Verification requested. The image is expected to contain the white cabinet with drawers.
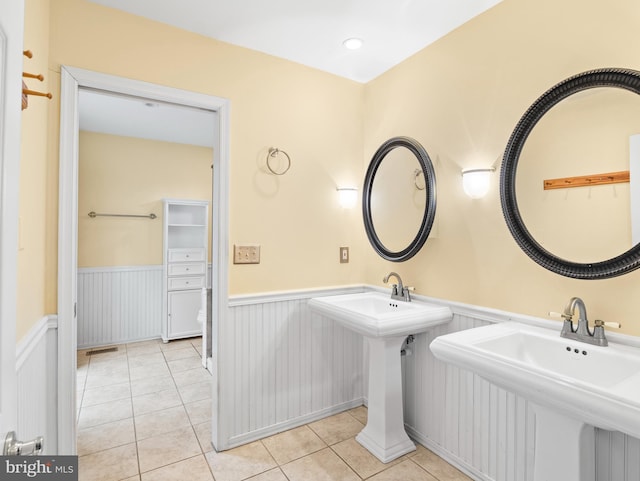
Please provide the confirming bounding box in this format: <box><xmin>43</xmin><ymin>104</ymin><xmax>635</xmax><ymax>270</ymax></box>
<box><xmin>162</xmin><ymin>199</ymin><xmax>209</xmax><ymax>342</ymax></box>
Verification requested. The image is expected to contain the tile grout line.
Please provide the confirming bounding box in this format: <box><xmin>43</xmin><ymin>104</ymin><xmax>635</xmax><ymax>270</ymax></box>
<box><xmin>126</xmin><ymin>342</ymin><xmax>143</xmax><ymax>480</ymax></box>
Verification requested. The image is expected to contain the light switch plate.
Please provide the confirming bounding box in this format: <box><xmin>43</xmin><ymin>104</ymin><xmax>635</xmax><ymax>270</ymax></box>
<box><xmin>234</xmin><ymin>244</ymin><xmax>261</xmax><ymax>264</ymax></box>
<box><xmin>340</xmin><ymin>246</ymin><xmax>349</xmax><ymax>263</ymax></box>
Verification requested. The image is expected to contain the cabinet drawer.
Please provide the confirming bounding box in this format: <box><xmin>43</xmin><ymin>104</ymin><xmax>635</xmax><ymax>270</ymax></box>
<box><xmin>168</xmin><ymin>276</ymin><xmax>205</xmax><ymax>290</ymax></box>
<box><xmin>168</xmin><ymin>248</ymin><xmax>205</xmax><ymax>262</ymax></box>
<box><xmin>168</xmin><ymin>262</ymin><xmax>205</xmax><ymax>276</ymax></box>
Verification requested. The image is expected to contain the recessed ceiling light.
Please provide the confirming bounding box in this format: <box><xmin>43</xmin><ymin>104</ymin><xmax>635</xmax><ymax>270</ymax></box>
<box><xmin>342</xmin><ymin>37</ymin><xmax>363</xmax><ymax>50</ymax></box>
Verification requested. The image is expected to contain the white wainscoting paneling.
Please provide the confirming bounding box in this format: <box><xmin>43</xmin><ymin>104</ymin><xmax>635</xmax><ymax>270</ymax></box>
<box><xmin>77</xmin><ymin>266</ymin><xmax>162</xmax><ymax>348</ymax></box>
<box><xmin>16</xmin><ymin>315</ymin><xmax>58</xmax><ymax>455</ymax></box>
<box><xmin>225</xmin><ymin>288</ymin><xmax>365</xmax><ymax>447</ymax></box>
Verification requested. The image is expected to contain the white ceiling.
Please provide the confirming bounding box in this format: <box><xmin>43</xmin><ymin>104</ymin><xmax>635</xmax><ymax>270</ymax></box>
<box><xmin>80</xmin><ymin>0</ymin><xmax>502</xmax><ymax>145</ymax></box>
<box><xmin>88</xmin><ymin>0</ymin><xmax>502</xmax><ymax>83</ymax></box>
<box><xmin>79</xmin><ymin>89</ymin><xmax>216</xmax><ymax>147</ymax></box>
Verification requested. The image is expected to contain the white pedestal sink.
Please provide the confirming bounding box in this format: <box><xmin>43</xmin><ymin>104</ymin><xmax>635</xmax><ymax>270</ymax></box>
<box><xmin>309</xmin><ymin>291</ymin><xmax>453</xmax><ymax>462</ymax></box>
<box><xmin>430</xmin><ymin>321</ymin><xmax>640</xmax><ymax>481</ymax></box>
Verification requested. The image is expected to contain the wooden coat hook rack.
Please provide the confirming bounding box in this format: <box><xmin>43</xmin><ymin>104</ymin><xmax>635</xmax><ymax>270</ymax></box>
<box><xmin>22</xmin><ymin>50</ymin><xmax>52</xmax><ymax>111</ymax></box>
<box><xmin>543</xmin><ymin>170</ymin><xmax>630</xmax><ymax>190</ymax></box>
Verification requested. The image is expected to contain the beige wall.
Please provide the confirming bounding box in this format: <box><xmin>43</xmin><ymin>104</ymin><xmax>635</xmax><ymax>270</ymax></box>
<box><xmin>17</xmin><ymin>0</ymin><xmax>51</xmax><ymax>341</ymax></box>
<box><xmin>78</xmin><ymin>132</ymin><xmax>212</xmax><ymax>267</ymax></box>
<box><xmin>17</xmin><ymin>0</ymin><xmax>640</xmax><ymax>341</ymax></box>
<box><xmin>363</xmin><ymin>0</ymin><xmax>640</xmax><ymax>335</ymax></box>
<box><xmin>43</xmin><ymin>0</ymin><xmax>364</xmax><ymax>318</ymax></box>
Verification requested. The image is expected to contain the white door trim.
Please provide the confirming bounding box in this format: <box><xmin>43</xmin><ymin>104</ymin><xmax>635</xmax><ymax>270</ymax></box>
<box><xmin>0</xmin><ymin>1</ymin><xmax>25</xmax><ymax>437</ymax></box>
<box><xmin>58</xmin><ymin>66</ymin><xmax>230</xmax><ymax>453</ymax></box>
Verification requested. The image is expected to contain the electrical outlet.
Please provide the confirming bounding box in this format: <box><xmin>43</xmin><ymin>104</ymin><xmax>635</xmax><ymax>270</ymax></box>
<box><xmin>340</xmin><ymin>246</ymin><xmax>349</xmax><ymax>263</ymax></box>
<box><xmin>234</xmin><ymin>244</ymin><xmax>261</xmax><ymax>264</ymax></box>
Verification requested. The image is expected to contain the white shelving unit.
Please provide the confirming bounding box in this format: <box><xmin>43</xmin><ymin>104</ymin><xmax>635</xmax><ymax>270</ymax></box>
<box><xmin>162</xmin><ymin>199</ymin><xmax>209</xmax><ymax>342</ymax></box>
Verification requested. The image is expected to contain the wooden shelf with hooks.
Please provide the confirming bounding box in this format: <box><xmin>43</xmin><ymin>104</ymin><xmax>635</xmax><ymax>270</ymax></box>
<box><xmin>543</xmin><ymin>170</ymin><xmax>630</xmax><ymax>190</ymax></box>
<box><xmin>21</xmin><ymin>50</ymin><xmax>52</xmax><ymax>110</ymax></box>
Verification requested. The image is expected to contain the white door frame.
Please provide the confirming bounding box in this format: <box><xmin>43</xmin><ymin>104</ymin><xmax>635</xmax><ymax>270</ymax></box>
<box><xmin>0</xmin><ymin>1</ymin><xmax>25</xmax><ymax>438</ymax></box>
<box><xmin>58</xmin><ymin>66</ymin><xmax>229</xmax><ymax>453</ymax></box>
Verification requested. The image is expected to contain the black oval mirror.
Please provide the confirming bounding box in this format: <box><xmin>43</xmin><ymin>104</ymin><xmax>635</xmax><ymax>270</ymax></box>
<box><xmin>363</xmin><ymin>137</ymin><xmax>437</xmax><ymax>262</ymax></box>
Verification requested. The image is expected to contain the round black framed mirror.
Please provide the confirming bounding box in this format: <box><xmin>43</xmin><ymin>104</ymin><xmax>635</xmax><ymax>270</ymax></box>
<box><xmin>363</xmin><ymin>136</ymin><xmax>436</xmax><ymax>262</ymax></box>
<box><xmin>500</xmin><ymin>68</ymin><xmax>640</xmax><ymax>279</ymax></box>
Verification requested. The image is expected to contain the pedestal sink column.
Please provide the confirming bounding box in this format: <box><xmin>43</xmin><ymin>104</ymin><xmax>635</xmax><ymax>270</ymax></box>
<box><xmin>531</xmin><ymin>404</ymin><xmax>595</xmax><ymax>481</ymax></box>
<box><xmin>356</xmin><ymin>335</ymin><xmax>416</xmax><ymax>463</ymax></box>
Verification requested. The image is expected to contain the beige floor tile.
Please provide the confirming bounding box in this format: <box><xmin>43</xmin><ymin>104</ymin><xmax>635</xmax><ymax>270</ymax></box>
<box><xmin>205</xmin><ymin>441</ymin><xmax>277</xmax><ymax>481</ymax></box>
<box><xmin>281</xmin><ymin>447</ymin><xmax>359</xmax><ymax>481</ymax></box>
<box><xmin>331</xmin><ymin>437</ymin><xmax>405</xmax><ymax>478</ymax></box>
<box><xmin>77</xmin><ymin>417</ymin><xmax>135</xmax><ymax>456</ymax></box>
<box><xmin>77</xmin><ymin>363</ymin><xmax>89</xmax><ymax>377</ymax></box>
<box><xmin>134</xmin><ymin>405</ymin><xmax>191</xmax><ymax>440</ymax></box>
<box><xmin>178</xmin><ymin>380</ymin><xmax>212</xmax><ymax>404</ymax></box>
<box><xmin>77</xmin><ymin>375</ymin><xmax>86</xmax><ymax>392</ymax></box>
<box><xmin>130</xmin><ymin>374</ymin><xmax>175</xmax><ymax>397</ymax></box>
<box><xmin>78</xmin><ymin>398</ymin><xmax>132</xmax><ymax>429</ymax></box>
<box><xmin>245</xmin><ymin>468</ymin><xmax>289</xmax><ymax>481</ymax></box>
<box><xmin>161</xmin><ymin>339</ymin><xmax>197</xmax><ymax>351</ymax></box>
<box><xmin>163</xmin><ymin>346</ymin><xmax>200</xmax><ymax>362</ymax></box>
<box><xmin>348</xmin><ymin>406</ymin><xmax>368</xmax><ymax>425</ymax></box>
<box><xmin>137</xmin><ymin>426</ymin><xmax>202</xmax><ymax>473</ymax></box>
<box><xmin>132</xmin><ymin>388</ymin><xmax>182</xmax><ymax>416</ymax></box>
<box><xmin>308</xmin><ymin>411</ymin><xmax>364</xmax><ymax>445</ymax></box>
<box><xmin>140</xmin><ymin>455</ymin><xmax>213</xmax><ymax>481</ymax></box>
<box><xmin>193</xmin><ymin>421</ymin><xmax>214</xmax><ymax>453</ymax></box>
<box><xmin>88</xmin><ymin>356</ymin><xmax>129</xmax><ymax>372</ymax></box>
<box><xmin>127</xmin><ymin>339</ymin><xmax>160</xmax><ymax>349</ymax></box>
<box><xmin>121</xmin><ymin>477</ymin><xmax>140</xmax><ymax>481</ymax></box>
<box><xmin>127</xmin><ymin>343</ymin><xmax>162</xmax><ymax>358</ymax></box>
<box><xmin>368</xmin><ymin>460</ymin><xmax>438</xmax><ymax>481</ymax></box>
<box><xmin>172</xmin><ymin>367</ymin><xmax>212</xmax><ymax>387</ymax></box>
<box><xmin>168</xmin><ymin>356</ymin><xmax>203</xmax><ymax>373</ymax></box>
<box><xmin>262</xmin><ymin>425</ymin><xmax>326</xmax><ymax>465</ymax></box>
<box><xmin>82</xmin><ymin>382</ymin><xmax>131</xmax><ymax>407</ymax></box>
<box><xmin>78</xmin><ymin>443</ymin><xmax>139</xmax><ymax>481</ymax></box>
<box><xmin>185</xmin><ymin>398</ymin><xmax>211</xmax><ymax>425</ymax></box>
<box><xmin>84</xmin><ymin>369</ymin><xmax>129</xmax><ymax>390</ymax></box>
<box><xmin>410</xmin><ymin>445</ymin><xmax>472</xmax><ymax>480</ymax></box>
<box><xmin>128</xmin><ymin>351</ymin><xmax>166</xmax><ymax>368</ymax></box>
<box><xmin>129</xmin><ymin>361</ymin><xmax>170</xmax><ymax>381</ymax></box>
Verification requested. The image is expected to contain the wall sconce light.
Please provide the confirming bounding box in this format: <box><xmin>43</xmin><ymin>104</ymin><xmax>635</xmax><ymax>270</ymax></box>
<box><xmin>337</xmin><ymin>188</ymin><xmax>358</xmax><ymax>208</ymax></box>
<box><xmin>461</xmin><ymin>168</ymin><xmax>495</xmax><ymax>199</ymax></box>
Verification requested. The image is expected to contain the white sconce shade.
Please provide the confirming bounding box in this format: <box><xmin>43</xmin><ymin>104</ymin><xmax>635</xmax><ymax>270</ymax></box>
<box><xmin>337</xmin><ymin>188</ymin><xmax>358</xmax><ymax>208</ymax></box>
<box><xmin>462</xmin><ymin>168</ymin><xmax>494</xmax><ymax>199</ymax></box>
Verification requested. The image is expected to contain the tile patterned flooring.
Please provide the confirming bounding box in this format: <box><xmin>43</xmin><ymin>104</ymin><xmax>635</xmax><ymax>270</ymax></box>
<box><xmin>77</xmin><ymin>338</ymin><xmax>472</xmax><ymax>481</ymax></box>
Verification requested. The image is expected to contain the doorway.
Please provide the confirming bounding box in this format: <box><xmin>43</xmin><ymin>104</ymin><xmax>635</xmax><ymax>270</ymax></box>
<box><xmin>58</xmin><ymin>67</ymin><xmax>229</xmax><ymax>454</ymax></box>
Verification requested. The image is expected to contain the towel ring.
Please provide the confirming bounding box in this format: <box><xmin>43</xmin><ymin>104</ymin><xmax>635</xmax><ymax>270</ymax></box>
<box><xmin>266</xmin><ymin>148</ymin><xmax>291</xmax><ymax>175</ymax></box>
<box><xmin>414</xmin><ymin>169</ymin><xmax>426</xmax><ymax>190</ymax></box>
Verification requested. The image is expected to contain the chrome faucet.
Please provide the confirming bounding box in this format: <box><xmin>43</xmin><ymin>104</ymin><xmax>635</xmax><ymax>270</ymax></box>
<box><xmin>383</xmin><ymin>272</ymin><xmax>413</xmax><ymax>302</ymax></box>
<box><xmin>557</xmin><ymin>297</ymin><xmax>620</xmax><ymax>347</ymax></box>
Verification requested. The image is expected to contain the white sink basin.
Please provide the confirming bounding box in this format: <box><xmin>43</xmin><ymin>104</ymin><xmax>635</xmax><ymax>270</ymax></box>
<box><xmin>308</xmin><ymin>291</ymin><xmax>452</xmax><ymax>338</ymax></box>
<box><xmin>430</xmin><ymin>321</ymin><xmax>640</xmax><ymax>481</ymax></box>
<box><xmin>309</xmin><ymin>291</ymin><xmax>452</xmax><ymax>464</ymax></box>
<box><xmin>430</xmin><ymin>321</ymin><xmax>640</xmax><ymax>436</ymax></box>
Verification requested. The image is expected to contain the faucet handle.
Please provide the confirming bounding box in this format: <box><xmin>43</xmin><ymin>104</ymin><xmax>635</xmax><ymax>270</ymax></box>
<box><xmin>594</xmin><ymin>320</ymin><xmax>621</xmax><ymax>329</ymax></box>
<box><xmin>548</xmin><ymin>311</ymin><xmax>572</xmax><ymax>320</ymax></box>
